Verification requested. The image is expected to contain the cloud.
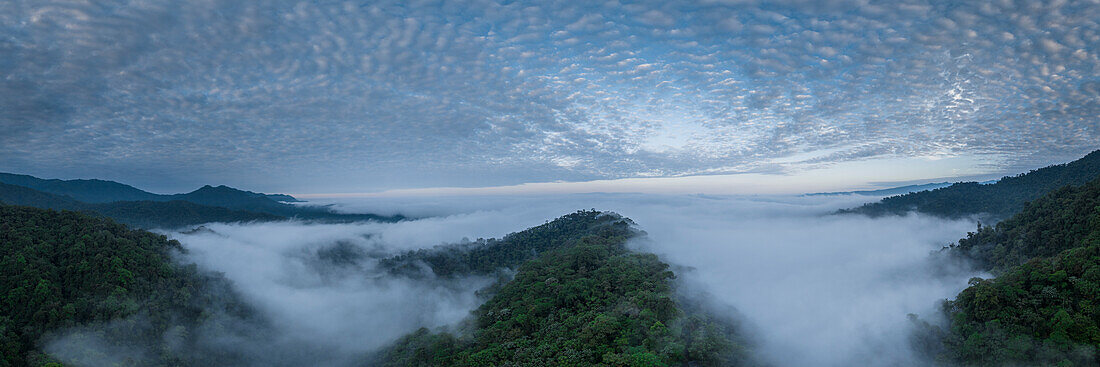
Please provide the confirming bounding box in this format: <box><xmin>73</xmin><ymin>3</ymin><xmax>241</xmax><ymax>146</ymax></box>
<box><xmin>1</xmin><ymin>0</ymin><xmax>1098</xmax><ymax>192</ymax></box>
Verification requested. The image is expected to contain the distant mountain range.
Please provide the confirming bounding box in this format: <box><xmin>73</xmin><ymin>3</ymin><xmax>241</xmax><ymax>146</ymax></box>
<box><xmin>838</xmin><ymin>149</ymin><xmax>1100</xmax><ymax>222</ymax></box>
<box><xmin>0</xmin><ymin>172</ymin><xmax>301</xmax><ymax>204</ymax></box>
<box><xmin>0</xmin><ymin>173</ymin><xmax>401</xmax><ymax>228</ymax></box>
<box><xmin>805</xmin><ymin>182</ymin><xmax>954</xmax><ymax>197</ymax></box>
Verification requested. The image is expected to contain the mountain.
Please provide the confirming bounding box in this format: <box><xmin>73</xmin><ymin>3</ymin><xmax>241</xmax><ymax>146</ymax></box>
<box><xmin>919</xmin><ymin>174</ymin><xmax>1100</xmax><ymax>366</ymax></box>
<box><xmin>0</xmin><ymin>204</ymin><xmax>265</xmax><ymax>367</ymax></box>
<box><xmin>804</xmin><ymin>182</ymin><xmax>952</xmax><ymax>197</ymax></box>
<box><xmin>0</xmin><ymin>182</ymin><xmax>285</xmax><ymax>228</ymax></box>
<box><xmin>838</xmin><ymin>150</ymin><xmax>1100</xmax><ymax>222</ymax></box>
<box><xmin>0</xmin><ymin>172</ymin><xmax>303</xmax><ymax>205</ymax></box>
<box><xmin>0</xmin><ymin>173</ymin><xmax>161</xmax><ymax>203</ymax></box>
<box><xmin>377</xmin><ymin>211</ymin><xmax>757</xmax><ymax>366</ymax></box>
<box><xmin>168</xmin><ymin>185</ymin><xmax>297</xmax><ymax>214</ymax></box>
<box><xmin>0</xmin><ymin>173</ymin><xmax>402</xmax><ymax>225</ymax></box>
<box><xmin>264</xmin><ymin>194</ymin><xmax>301</xmax><ymax>202</ymax></box>
<box><xmin>164</xmin><ymin>185</ymin><xmax>401</xmax><ymax>222</ymax></box>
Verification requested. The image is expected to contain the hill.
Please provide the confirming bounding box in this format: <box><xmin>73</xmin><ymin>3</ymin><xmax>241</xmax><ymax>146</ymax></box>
<box><xmin>0</xmin><ymin>183</ymin><xmax>284</xmax><ymax>229</ymax></box>
<box><xmin>167</xmin><ymin>185</ymin><xmax>399</xmax><ymax>222</ymax></box>
<box><xmin>838</xmin><ymin>150</ymin><xmax>1100</xmax><ymax>221</ymax></box>
<box><xmin>0</xmin><ymin>204</ymin><xmax>264</xmax><ymax>367</ymax></box>
<box><xmin>379</xmin><ymin>210</ymin><xmax>635</xmax><ymax>278</ymax></box>
<box><xmin>916</xmin><ymin>175</ymin><xmax>1100</xmax><ymax>366</ymax></box>
<box><xmin>377</xmin><ymin>211</ymin><xmax>757</xmax><ymax>366</ymax></box>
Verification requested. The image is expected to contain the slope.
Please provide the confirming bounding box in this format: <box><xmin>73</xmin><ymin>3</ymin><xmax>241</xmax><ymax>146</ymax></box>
<box><xmin>0</xmin><ymin>183</ymin><xmax>284</xmax><ymax>229</ymax></box>
<box><xmin>378</xmin><ymin>211</ymin><xmax>756</xmax><ymax>366</ymax></box>
<box><xmin>925</xmin><ymin>176</ymin><xmax>1100</xmax><ymax>366</ymax></box>
<box><xmin>0</xmin><ymin>173</ymin><xmax>165</xmax><ymax>203</ymax></box>
<box><xmin>838</xmin><ymin>150</ymin><xmax>1100</xmax><ymax>221</ymax></box>
<box><xmin>0</xmin><ymin>204</ymin><xmax>264</xmax><ymax>367</ymax></box>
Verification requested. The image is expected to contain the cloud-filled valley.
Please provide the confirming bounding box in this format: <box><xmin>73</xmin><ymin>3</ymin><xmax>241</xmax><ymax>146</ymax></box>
<box><xmin>39</xmin><ymin>193</ymin><xmax>984</xmax><ymax>366</ymax></box>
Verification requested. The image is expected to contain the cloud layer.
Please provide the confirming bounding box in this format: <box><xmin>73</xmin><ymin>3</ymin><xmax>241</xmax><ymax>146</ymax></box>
<box><xmin>313</xmin><ymin>193</ymin><xmax>983</xmax><ymax>365</ymax></box>
<box><xmin>39</xmin><ymin>193</ymin><xmax>983</xmax><ymax>365</ymax></box>
<box><xmin>2</xmin><ymin>0</ymin><xmax>1099</xmax><ymax>191</ymax></box>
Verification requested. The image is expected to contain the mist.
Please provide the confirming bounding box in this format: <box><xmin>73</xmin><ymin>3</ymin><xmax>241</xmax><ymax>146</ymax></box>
<box><xmin>43</xmin><ymin>193</ymin><xmax>981</xmax><ymax>366</ymax></box>
<box><xmin>321</xmin><ymin>193</ymin><xmax>983</xmax><ymax>366</ymax></box>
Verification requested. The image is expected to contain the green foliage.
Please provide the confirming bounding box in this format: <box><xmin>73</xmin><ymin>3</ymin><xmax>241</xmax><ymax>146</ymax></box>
<box><xmin>0</xmin><ymin>204</ymin><xmax>258</xmax><ymax>367</ymax></box>
<box><xmin>839</xmin><ymin>149</ymin><xmax>1100</xmax><ymax>221</ymax></box>
<box><xmin>939</xmin><ymin>243</ymin><xmax>1100</xmax><ymax>366</ymax></box>
<box><xmin>379</xmin><ymin>210</ymin><xmax>636</xmax><ymax>277</ymax></box>
<box><xmin>936</xmin><ymin>175</ymin><xmax>1100</xmax><ymax>365</ymax></box>
<box><xmin>952</xmin><ymin>177</ymin><xmax>1100</xmax><ymax>272</ymax></box>
<box><xmin>379</xmin><ymin>212</ymin><xmax>754</xmax><ymax>366</ymax></box>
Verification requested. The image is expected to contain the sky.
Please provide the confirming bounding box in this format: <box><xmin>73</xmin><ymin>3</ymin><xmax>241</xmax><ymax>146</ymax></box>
<box><xmin>2</xmin><ymin>0</ymin><xmax>1099</xmax><ymax>195</ymax></box>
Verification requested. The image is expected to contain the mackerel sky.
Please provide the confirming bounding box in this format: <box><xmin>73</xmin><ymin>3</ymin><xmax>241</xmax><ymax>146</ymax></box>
<box><xmin>2</xmin><ymin>0</ymin><xmax>1099</xmax><ymax>194</ymax></box>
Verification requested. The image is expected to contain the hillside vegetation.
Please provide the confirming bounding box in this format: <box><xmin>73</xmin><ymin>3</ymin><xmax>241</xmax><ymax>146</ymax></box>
<box><xmin>839</xmin><ymin>150</ymin><xmax>1100</xmax><ymax>221</ymax></box>
<box><xmin>0</xmin><ymin>205</ymin><xmax>261</xmax><ymax>367</ymax></box>
<box><xmin>379</xmin><ymin>210</ymin><xmax>634</xmax><ymax>277</ymax></box>
<box><xmin>928</xmin><ymin>176</ymin><xmax>1100</xmax><ymax>366</ymax></box>
<box><xmin>379</xmin><ymin>211</ymin><xmax>755</xmax><ymax>367</ymax></box>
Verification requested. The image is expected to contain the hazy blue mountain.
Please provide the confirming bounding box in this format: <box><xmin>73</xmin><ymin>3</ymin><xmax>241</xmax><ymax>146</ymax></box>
<box><xmin>0</xmin><ymin>172</ymin><xmax>162</xmax><ymax>203</ymax></box>
<box><xmin>0</xmin><ymin>172</ymin><xmax>303</xmax><ymax>205</ymax></box>
<box><xmin>0</xmin><ymin>182</ymin><xmax>85</xmax><ymax>209</ymax></box>
<box><xmin>0</xmin><ymin>182</ymin><xmax>284</xmax><ymax>228</ymax></box>
<box><xmin>264</xmin><ymin>193</ymin><xmax>302</xmax><ymax>202</ymax></box>
<box><xmin>804</xmin><ymin>182</ymin><xmax>952</xmax><ymax>197</ymax></box>
<box><xmin>838</xmin><ymin>149</ymin><xmax>1100</xmax><ymax>222</ymax></box>
<box><xmin>0</xmin><ymin>172</ymin><xmax>401</xmax><ymax>223</ymax></box>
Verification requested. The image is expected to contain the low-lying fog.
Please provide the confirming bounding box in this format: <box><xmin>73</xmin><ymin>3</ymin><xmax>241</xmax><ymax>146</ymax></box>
<box><xmin>103</xmin><ymin>193</ymin><xmax>981</xmax><ymax>366</ymax></box>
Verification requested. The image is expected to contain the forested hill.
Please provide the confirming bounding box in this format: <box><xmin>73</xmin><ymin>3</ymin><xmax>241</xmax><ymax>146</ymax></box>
<box><xmin>378</xmin><ymin>211</ymin><xmax>757</xmax><ymax>366</ymax></box>
<box><xmin>838</xmin><ymin>149</ymin><xmax>1100</xmax><ymax>221</ymax></box>
<box><xmin>923</xmin><ymin>175</ymin><xmax>1100</xmax><ymax>366</ymax></box>
<box><xmin>0</xmin><ymin>182</ymin><xmax>284</xmax><ymax>229</ymax></box>
<box><xmin>0</xmin><ymin>204</ymin><xmax>265</xmax><ymax>367</ymax></box>
<box><xmin>379</xmin><ymin>210</ymin><xmax>637</xmax><ymax>277</ymax></box>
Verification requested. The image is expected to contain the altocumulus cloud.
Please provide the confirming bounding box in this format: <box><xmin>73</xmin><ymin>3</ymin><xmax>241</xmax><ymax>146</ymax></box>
<box><xmin>2</xmin><ymin>0</ymin><xmax>1099</xmax><ymax>192</ymax></box>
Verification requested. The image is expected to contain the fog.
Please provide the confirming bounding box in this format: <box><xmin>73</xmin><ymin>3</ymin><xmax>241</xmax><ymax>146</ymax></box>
<box><xmin>320</xmin><ymin>193</ymin><xmax>983</xmax><ymax>366</ymax></box>
<box><xmin>170</xmin><ymin>221</ymin><xmax>497</xmax><ymax>356</ymax></box>
<box><xmin>46</xmin><ymin>193</ymin><xmax>982</xmax><ymax>366</ymax></box>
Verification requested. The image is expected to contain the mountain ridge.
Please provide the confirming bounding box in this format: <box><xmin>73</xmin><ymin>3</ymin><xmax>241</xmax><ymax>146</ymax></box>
<box><xmin>838</xmin><ymin>149</ymin><xmax>1100</xmax><ymax>222</ymax></box>
<box><xmin>0</xmin><ymin>174</ymin><xmax>404</xmax><ymax>227</ymax></box>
